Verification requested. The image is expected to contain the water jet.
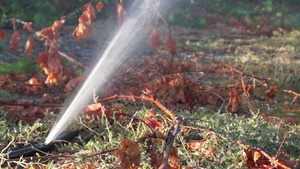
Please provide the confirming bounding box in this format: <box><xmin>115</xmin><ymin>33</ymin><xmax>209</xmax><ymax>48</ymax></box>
<box><xmin>45</xmin><ymin>0</ymin><xmax>155</xmax><ymax>144</ymax></box>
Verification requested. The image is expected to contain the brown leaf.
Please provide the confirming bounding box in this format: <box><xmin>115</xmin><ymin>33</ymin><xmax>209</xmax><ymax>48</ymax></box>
<box><xmin>36</xmin><ymin>27</ymin><xmax>58</xmax><ymax>45</ymax></box>
<box><xmin>164</xmin><ymin>35</ymin><xmax>177</xmax><ymax>53</ymax></box>
<box><xmin>117</xmin><ymin>4</ymin><xmax>126</xmax><ymax>25</ymax></box>
<box><xmin>23</xmin><ymin>22</ymin><xmax>34</xmax><ymax>32</ymax></box>
<box><xmin>115</xmin><ymin>138</ymin><xmax>140</xmax><ymax>169</ymax></box>
<box><xmin>47</xmin><ymin>53</ymin><xmax>63</xmax><ymax>73</ymax></box>
<box><xmin>0</xmin><ymin>29</ymin><xmax>8</xmax><ymax>41</ymax></box>
<box><xmin>45</xmin><ymin>71</ymin><xmax>58</xmax><ymax>86</ymax></box>
<box><xmin>14</xmin><ymin>72</ymin><xmax>27</xmax><ymax>81</ymax></box>
<box><xmin>263</xmin><ymin>86</ymin><xmax>278</xmax><ymax>99</ymax></box>
<box><xmin>225</xmin><ymin>89</ymin><xmax>240</xmax><ymax>112</ymax></box>
<box><xmin>147</xmin><ymin>108</ymin><xmax>156</xmax><ymax>118</ymax></box>
<box><xmin>42</xmin><ymin>93</ymin><xmax>54</xmax><ymax>103</ymax></box>
<box><xmin>28</xmin><ymin>78</ymin><xmax>39</xmax><ymax>85</ymax></box>
<box><xmin>84</xmin><ymin>3</ymin><xmax>96</xmax><ymax>20</ymax></box>
<box><xmin>169</xmin><ymin>160</ymin><xmax>182</xmax><ymax>169</ymax></box>
<box><xmin>64</xmin><ymin>76</ymin><xmax>81</xmax><ymax>92</ymax></box>
<box><xmin>84</xmin><ymin>103</ymin><xmax>111</xmax><ymax>119</ymax></box>
<box><xmin>72</xmin><ymin>22</ymin><xmax>91</xmax><ymax>41</ymax></box>
<box><xmin>149</xmin><ymin>153</ymin><xmax>157</xmax><ymax>168</ymax></box>
<box><xmin>52</xmin><ymin>19</ymin><xmax>65</xmax><ymax>29</ymax></box>
<box><xmin>24</xmin><ymin>36</ymin><xmax>35</xmax><ymax>56</ymax></box>
<box><xmin>150</xmin><ymin>28</ymin><xmax>160</xmax><ymax>50</ymax></box>
<box><xmin>144</xmin><ymin>118</ymin><xmax>162</xmax><ymax>130</ymax></box>
<box><xmin>79</xmin><ymin>11</ymin><xmax>93</xmax><ymax>25</ymax></box>
<box><xmin>169</xmin><ymin>147</ymin><xmax>180</xmax><ymax>161</ymax></box>
<box><xmin>96</xmin><ymin>1</ymin><xmax>104</xmax><ymax>11</ymax></box>
<box><xmin>36</xmin><ymin>51</ymin><xmax>49</xmax><ymax>68</ymax></box>
<box><xmin>48</xmin><ymin>43</ymin><xmax>59</xmax><ymax>56</ymax></box>
<box><xmin>186</xmin><ymin>141</ymin><xmax>202</xmax><ymax>150</ymax></box>
<box><xmin>9</xmin><ymin>31</ymin><xmax>21</xmax><ymax>52</ymax></box>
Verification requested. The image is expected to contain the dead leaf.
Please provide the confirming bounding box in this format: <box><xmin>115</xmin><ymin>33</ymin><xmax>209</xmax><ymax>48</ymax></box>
<box><xmin>79</xmin><ymin>11</ymin><xmax>93</xmax><ymax>25</ymax></box>
<box><xmin>64</xmin><ymin>76</ymin><xmax>81</xmax><ymax>92</ymax></box>
<box><xmin>144</xmin><ymin>118</ymin><xmax>162</xmax><ymax>130</ymax></box>
<box><xmin>36</xmin><ymin>27</ymin><xmax>58</xmax><ymax>45</ymax></box>
<box><xmin>52</xmin><ymin>19</ymin><xmax>65</xmax><ymax>29</ymax></box>
<box><xmin>164</xmin><ymin>35</ymin><xmax>177</xmax><ymax>53</ymax></box>
<box><xmin>42</xmin><ymin>93</ymin><xmax>54</xmax><ymax>103</ymax></box>
<box><xmin>73</xmin><ymin>22</ymin><xmax>91</xmax><ymax>41</ymax></box>
<box><xmin>28</xmin><ymin>78</ymin><xmax>39</xmax><ymax>85</ymax></box>
<box><xmin>9</xmin><ymin>31</ymin><xmax>21</xmax><ymax>52</ymax></box>
<box><xmin>147</xmin><ymin>108</ymin><xmax>156</xmax><ymax>118</ymax></box>
<box><xmin>115</xmin><ymin>138</ymin><xmax>140</xmax><ymax>169</ymax></box>
<box><xmin>169</xmin><ymin>147</ymin><xmax>180</xmax><ymax>161</ymax></box>
<box><xmin>225</xmin><ymin>88</ymin><xmax>240</xmax><ymax>112</ymax></box>
<box><xmin>84</xmin><ymin>103</ymin><xmax>111</xmax><ymax>119</ymax></box>
<box><xmin>261</xmin><ymin>86</ymin><xmax>278</xmax><ymax>101</ymax></box>
<box><xmin>24</xmin><ymin>36</ymin><xmax>35</xmax><ymax>55</ymax></box>
<box><xmin>36</xmin><ymin>51</ymin><xmax>49</xmax><ymax>69</ymax></box>
<box><xmin>14</xmin><ymin>73</ymin><xmax>27</xmax><ymax>81</ymax></box>
<box><xmin>45</xmin><ymin>71</ymin><xmax>59</xmax><ymax>86</ymax></box>
<box><xmin>150</xmin><ymin>28</ymin><xmax>160</xmax><ymax>50</ymax></box>
<box><xmin>0</xmin><ymin>29</ymin><xmax>8</xmax><ymax>41</ymax></box>
<box><xmin>96</xmin><ymin>1</ymin><xmax>104</xmax><ymax>11</ymax></box>
<box><xmin>47</xmin><ymin>53</ymin><xmax>63</xmax><ymax>74</ymax></box>
<box><xmin>84</xmin><ymin>3</ymin><xmax>96</xmax><ymax>20</ymax></box>
<box><xmin>23</xmin><ymin>22</ymin><xmax>34</xmax><ymax>32</ymax></box>
<box><xmin>169</xmin><ymin>160</ymin><xmax>182</xmax><ymax>169</ymax></box>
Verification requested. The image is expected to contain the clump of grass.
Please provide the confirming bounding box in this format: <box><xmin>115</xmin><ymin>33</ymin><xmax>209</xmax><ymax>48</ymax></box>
<box><xmin>0</xmin><ymin>105</ymin><xmax>299</xmax><ymax>168</ymax></box>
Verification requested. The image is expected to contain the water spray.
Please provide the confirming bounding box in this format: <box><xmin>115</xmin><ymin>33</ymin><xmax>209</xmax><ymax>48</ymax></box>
<box><xmin>45</xmin><ymin>0</ymin><xmax>154</xmax><ymax>144</ymax></box>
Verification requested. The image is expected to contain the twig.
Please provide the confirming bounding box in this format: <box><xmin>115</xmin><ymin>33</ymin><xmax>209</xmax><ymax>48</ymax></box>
<box><xmin>280</xmin><ymin>88</ymin><xmax>300</xmax><ymax>97</ymax></box>
<box><xmin>38</xmin><ymin>33</ymin><xmax>85</xmax><ymax>67</ymax></box>
<box><xmin>199</xmin><ymin>53</ymin><xmax>300</xmax><ymax>99</ymax></box>
<box><xmin>97</xmin><ymin>94</ymin><xmax>177</xmax><ymax>120</ymax></box>
<box><xmin>275</xmin><ymin>126</ymin><xmax>288</xmax><ymax>158</ymax></box>
<box><xmin>254</xmin><ymin>148</ymin><xmax>291</xmax><ymax>169</ymax></box>
<box><xmin>57</xmin><ymin>50</ymin><xmax>85</xmax><ymax>68</ymax></box>
<box><xmin>60</xmin><ymin>0</ymin><xmax>97</xmax><ymax>20</ymax></box>
<box><xmin>178</xmin><ymin>132</ymin><xmax>196</xmax><ymax>167</ymax></box>
<box><xmin>146</xmin><ymin>0</ymin><xmax>171</xmax><ymax>32</ymax></box>
<box><xmin>200</xmin><ymin>54</ymin><xmax>264</xmax><ymax>84</ymax></box>
<box><xmin>159</xmin><ymin>117</ymin><xmax>182</xmax><ymax>169</ymax></box>
<box><xmin>240</xmin><ymin>73</ymin><xmax>257</xmax><ymax>114</ymax></box>
<box><xmin>210</xmin><ymin>91</ymin><xmax>225</xmax><ymax>114</ymax></box>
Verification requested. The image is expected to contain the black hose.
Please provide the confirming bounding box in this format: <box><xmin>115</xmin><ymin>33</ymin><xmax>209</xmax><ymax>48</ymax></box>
<box><xmin>6</xmin><ymin>129</ymin><xmax>81</xmax><ymax>159</ymax></box>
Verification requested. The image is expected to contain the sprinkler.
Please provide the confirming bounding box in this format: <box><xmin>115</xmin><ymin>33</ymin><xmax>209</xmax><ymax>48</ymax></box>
<box><xmin>6</xmin><ymin>129</ymin><xmax>81</xmax><ymax>159</ymax></box>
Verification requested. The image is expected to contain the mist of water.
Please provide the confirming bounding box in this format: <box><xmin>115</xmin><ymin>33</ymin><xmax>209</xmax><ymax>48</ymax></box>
<box><xmin>45</xmin><ymin>0</ymin><xmax>154</xmax><ymax>144</ymax></box>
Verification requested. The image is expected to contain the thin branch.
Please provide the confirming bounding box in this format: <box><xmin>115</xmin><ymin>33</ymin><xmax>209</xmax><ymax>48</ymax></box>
<box><xmin>159</xmin><ymin>117</ymin><xmax>182</xmax><ymax>169</ymax></box>
<box><xmin>240</xmin><ymin>73</ymin><xmax>257</xmax><ymax>114</ymax></box>
<box><xmin>146</xmin><ymin>0</ymin><xmax>171</xmax><ymax>33</ymax></box>
<box><xmin>254</xmin><ymin>148</ymin><xmax>291</xmax><ymax>169</ymax></box>
<box><xmin>275</xmin><ymin>126</ymin><xmax>288</xmax><ymax>158</ymax></box>
<box><xmin>97</xmin><ymin>94</ymin><xmax>177</xmax><ymax>120</ymax></box>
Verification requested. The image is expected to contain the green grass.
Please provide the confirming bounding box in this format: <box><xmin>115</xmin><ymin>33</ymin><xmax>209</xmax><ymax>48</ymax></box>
<box><xmin>0</xmin><ymin>105</ymin><xmax>299</xmax><ymax>168</ymax></box>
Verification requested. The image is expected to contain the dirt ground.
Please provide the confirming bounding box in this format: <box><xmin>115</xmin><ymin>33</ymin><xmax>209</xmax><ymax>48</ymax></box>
<box><xmin>1</xmin><ymin>16</ymin><xmax>300</xmax><ymax>122</ymax></box>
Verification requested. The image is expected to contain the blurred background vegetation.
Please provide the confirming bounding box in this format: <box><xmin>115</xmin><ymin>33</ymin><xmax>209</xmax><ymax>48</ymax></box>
<box><xmin>1</xmin><ymin>0</ymin><xmax>300</xmax><ymax>29</ymax></box>
<box><xmin>165</xmin><ymin>0</ymin><xmax>300</xmax><ymax>28</ymax></box>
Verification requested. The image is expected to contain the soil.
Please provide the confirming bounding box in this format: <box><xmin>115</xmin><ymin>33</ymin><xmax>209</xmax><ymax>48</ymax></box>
<box><xmin>1</xmin><ymin>16</ymin><xmax>300</xmax><ymax>122</ymax></box>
